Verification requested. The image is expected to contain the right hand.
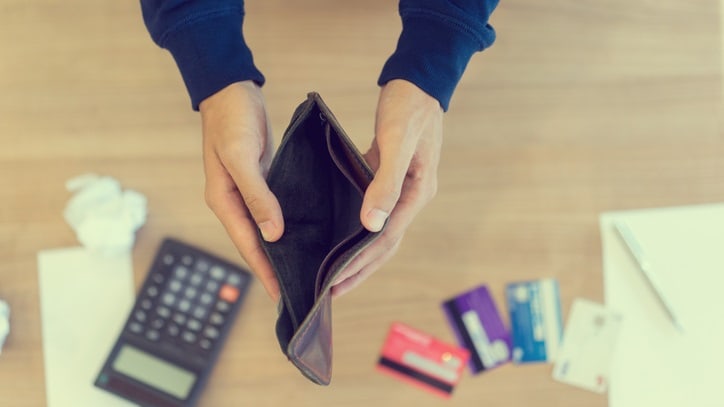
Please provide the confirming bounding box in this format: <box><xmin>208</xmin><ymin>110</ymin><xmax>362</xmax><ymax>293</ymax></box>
<box><xmin>199</xmin><ymin>81</ymin><xmax>284</xmax><ymax>301</ymax></box>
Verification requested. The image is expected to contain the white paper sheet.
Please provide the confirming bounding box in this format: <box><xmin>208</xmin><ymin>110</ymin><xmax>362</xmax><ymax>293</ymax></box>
<box><xmin>601</xmin><ymin>204</ymin><xmax>724</xmax><ymax>407</ymax></box>
<box><xmin>38</xmin><ymin>247</ymin><xmax>137</xmax><ymax>407</ymax></box>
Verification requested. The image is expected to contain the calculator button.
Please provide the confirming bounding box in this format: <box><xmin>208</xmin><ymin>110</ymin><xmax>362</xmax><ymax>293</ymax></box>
<box><xmin>200</xmin><ymin>293</ymin><xmax>213</xmax><ymax>305</ymax></box>
<box><xmin>190</xmin><ymin>273</ymin><xmax>204</xmax><ymax>286</ymax></box>
<box><xmin>178</xmin><ymin>300</ymin><xmax>192</xmax><ymax>312</ymax></box>
<box><xmin>162</xmin><ymin>293</ymin><xmax>176</xmax><ymax>306</ymax></box>
<box><xmin>199</xmin><ymin>339</ymin><xmax>212</xmax><ymax>351</ymax></box>
<box><xmin>151</xmin><ymin>318</ymin><xmax>165</xmax><ymax>330</ymax></box>
<box><xmin>210</xmin><ymin>266</ymin><xmax>226</xmax><ymax>280</ymax></box>
<box><xmin>184</xmin><ymin>287</ymin><xmax>198</xmax><ymax>300</ymax></box>
<box><xmin>162</xmin><ymin>254</ymin><xmax>174</xmax><ymax>265</ymax></box>
<box><xmin>140</xmin><ymin>299</ymin><xmax>153</xmax><ymax>310</ymax></box>
<box><xmin>209</xmin><ymin>312</ymin><xmax>225</xmax><ymax>326</ymax></box>
<box><xmin>192</xmin><ymin>306</ymin><xmax>208</xmax><ymax>320</ymax></box>
<box><xmin>146</xmin><ymin>286</ymin><xmax>159</xmax><ymax>297</ymax></box>
<box><xmin>146</xmin><ymin>330</ymin><xmax>160</xmax><ymax>341</ymax></box>
<box><xmin>205</xmin><ymin>280</ymin><xmax>219</xmax><ymax>292</ymax></box>
<box><xmin>216</xmin><ymin>301</ymin><xmax>231</xmax><ymax>313</ymax></box>
<box><xmin>227</xmin><ymin>273</ymin><xmax>242</xmax><ymax>286</ymax></box>
<box><xmin>219</xmin><ymin>285</ymin><xmax>240</xmax><ymax>303</ymax></box>
<box><xmin>168</xmin><ymin>280</ymin><xmax>183</xmax><ymax>292</ymax></box>
<box><xmin>129</xmin><ymin>322</ymin><xmax>143</xmax><ymax>334</ymax></box>
<box><xmin>203</xmin><ymin>326</ymin><xmax>220</xmax><ymax>339</ymax></box>
<box><xmin>174</xmin><ymin>266</ymin><xmax>189</xmax><ymax>280</ymax></box>
<box><xmin>167</xmin><ymin>324</ymin><xmax>180</xmax><ymax>337</ymax></box>
<box><xmin>152</xmin><ymin>273</ymin><xmax>165</xmax><ymax>285</ymax></box>
<box><xmin>182</xmin><ymin>331</ymin><xmax>197</xmax><ymax>343</ymax></box>
<box><xmin>172</xmin><ymin>313</ymin><xmax>187</xmax><ymax>325</ymax></box>
<box><xmin>187</xmin><ymin>319</ymin><xmax>202</xmax><ymax>332</ymax></box>
<box><xmin>134</xmin><ymin>310</ymin><xmax>147</xmax><ymax>322</ymax></box>
<box><xmin>195</xmin><ymin>260</ymin><xmax>210</xmax><ymax>272</ymax></box>
<box><xmin>156</xmin><ymin>306</ymin><xmax>171</xmax><ymax>318</ymax></box>
<box><xmin>182</xmin><ymin>255</ymin><xmax>194</xmax><ymax>266</ymax></box>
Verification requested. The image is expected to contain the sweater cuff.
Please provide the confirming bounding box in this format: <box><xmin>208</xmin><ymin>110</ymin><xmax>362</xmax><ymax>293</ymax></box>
<box><xmin>162</xmin><ymin>10</ymin><xmax>264</xmax><ymax>111</ymax></box>
<box><xmin>378</xmin><ymin>15</ymin><xmax>493</xmax><ymax>111</ymax></box>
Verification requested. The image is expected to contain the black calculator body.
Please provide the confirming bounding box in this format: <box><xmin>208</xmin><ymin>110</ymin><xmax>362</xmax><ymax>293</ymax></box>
<box><xmin>95</xmin><ymin>238</ymin><xmax>252</xmax><ymax>407</ymax></box>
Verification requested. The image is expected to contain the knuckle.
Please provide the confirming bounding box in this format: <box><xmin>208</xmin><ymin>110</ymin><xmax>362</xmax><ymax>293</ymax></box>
<box><xmin>204</xmin><ymin>188</ymin><xmax>220</xmax><ymax>212</ymax></box>
<box><xmin>378</xmin><ymin>178</ymin><xmax>403</xmax><ymax>202</ymax></box>
<box><xmin>243</xmin><ymin>193</ymin><xmax>260</xmax><ymax>209</ymax></box>
<box><xmin>242</xmin><ymin>193</ymin><xmax>264</xmax><ymax>216</ymax></box>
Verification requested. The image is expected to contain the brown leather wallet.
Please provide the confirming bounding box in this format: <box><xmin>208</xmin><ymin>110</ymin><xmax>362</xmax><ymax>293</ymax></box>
<box><xmin>260</xmin><ymin>93</ymin><xmax>385</xmax><ymax>385</ymax></box>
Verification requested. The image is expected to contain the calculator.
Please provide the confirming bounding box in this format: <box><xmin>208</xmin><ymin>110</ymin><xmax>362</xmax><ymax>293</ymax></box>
<box><xmin>95</xmin><ymin>238</ymin><xmax>252</xmax><ymax>407</ymax></box>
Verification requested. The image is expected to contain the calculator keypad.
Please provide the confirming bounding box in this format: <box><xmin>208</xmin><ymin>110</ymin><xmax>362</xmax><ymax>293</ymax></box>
<box><xmin>126</xmin><ymin>251</ymin><xmax>247</xmax><ymax>355</ymax></box>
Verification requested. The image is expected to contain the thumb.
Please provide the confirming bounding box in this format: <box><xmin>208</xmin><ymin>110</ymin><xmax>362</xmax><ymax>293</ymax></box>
<box><xmin>361</xmin><ymin>160</ymin><xmax>407</xmax><ymax>233</ymax></box>
<box><xmin>231</xmin><ymin>161</ymin><xmax>285</xmax><ymax>242</ymax></box>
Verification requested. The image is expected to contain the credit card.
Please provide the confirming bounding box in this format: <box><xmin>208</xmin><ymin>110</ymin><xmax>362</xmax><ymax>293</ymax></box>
<box><xmin>552</xmin><ymin>298</ymin><xmax>622</xmax><ymax>393</ymax></box>
<box><xmin>506</xmin><ymin>278</ymin><xmax>563</xmax><ymax>363</ymax></box>
<box><xmin>442</xmin><ymin>285</ymin><xmax>511</xmax><ymax>374</ymax></box>
<box><xmin>376</xmin><ymin>322</ymin><xmax>469</xmax><ymax>398</ymax></box>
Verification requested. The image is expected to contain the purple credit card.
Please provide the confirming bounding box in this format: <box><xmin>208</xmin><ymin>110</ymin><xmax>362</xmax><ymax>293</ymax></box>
<box><xmin>442</xmin><ymin>285</ymin><xmax>512</xmax><ymax>374</ymax></box>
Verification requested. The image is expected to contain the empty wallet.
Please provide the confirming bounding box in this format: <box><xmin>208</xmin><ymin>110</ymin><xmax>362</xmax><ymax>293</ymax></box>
<box><xmin>259</xmin><ymin>93</ymin><xmax>385</xmax><ymax>385</ymax></box>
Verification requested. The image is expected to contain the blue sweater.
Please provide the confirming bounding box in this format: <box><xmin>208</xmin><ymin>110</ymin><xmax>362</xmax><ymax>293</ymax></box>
<box><xmin>140</xmin><ymin>0</ymin><xmax>499</xmax><ymax>111</ymax></box>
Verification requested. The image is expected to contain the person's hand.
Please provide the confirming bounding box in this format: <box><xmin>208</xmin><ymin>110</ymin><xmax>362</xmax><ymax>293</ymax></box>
<box><xmin>331</xmin><ymin>79</ymin><xmax>443</xmax><ymax>297</ymax></box>
<box><xmin>200</xmin><ymin>81</ymin><xmax>284</xmax><ymax>301</ymax></box>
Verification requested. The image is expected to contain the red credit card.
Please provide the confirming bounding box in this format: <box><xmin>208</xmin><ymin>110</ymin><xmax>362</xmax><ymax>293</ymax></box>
<box><xmin>376</xmin><ymin>322</ymin><xmax>470</xmax><ymax>398</ymax></box>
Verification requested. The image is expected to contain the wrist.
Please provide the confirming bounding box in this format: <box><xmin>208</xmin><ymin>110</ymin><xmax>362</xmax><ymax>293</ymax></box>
<box><xmin>200</xmin><ymin>80</ymin><xmax>261</xmax><ymax>117</ymax></box>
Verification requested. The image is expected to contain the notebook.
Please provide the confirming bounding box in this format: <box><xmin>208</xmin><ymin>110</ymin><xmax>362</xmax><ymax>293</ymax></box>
<box><xmin>600</xmin><ymin>204</ymin><xmax>724</xmax><ymax>407</ymax></box>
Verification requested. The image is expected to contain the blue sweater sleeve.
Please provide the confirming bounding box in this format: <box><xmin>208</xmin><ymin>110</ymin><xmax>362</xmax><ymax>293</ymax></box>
<box><xmin>140</xmin><ymin>0</ymin><xmax>264</xmax><ymax>110</ymax></box>
<box><xmin>378</xmin><ymin>0</ymin><xmax>499</xmax><ymax>111</ymax></box>
<box><xmin>140</xmin><ymin>0</ymin><xmax>497</xmax><ymax>112</ymax></box>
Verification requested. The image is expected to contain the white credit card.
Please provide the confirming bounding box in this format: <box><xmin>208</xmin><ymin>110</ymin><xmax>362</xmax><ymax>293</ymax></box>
<box><xmin>553</xmin><ymin>298</ymin><xmax>623</xmax><ymax>393</ymax></box>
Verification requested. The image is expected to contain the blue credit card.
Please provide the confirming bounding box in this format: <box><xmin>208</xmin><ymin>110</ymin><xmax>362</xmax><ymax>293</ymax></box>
<box><xmin>506</xmin><ymin>279</ymin><xmax>563</xmax><ymax>363</ymax></box>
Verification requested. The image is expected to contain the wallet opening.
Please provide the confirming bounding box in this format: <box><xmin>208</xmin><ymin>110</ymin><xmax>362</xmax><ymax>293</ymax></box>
<box><xmin>262</xmin><ymin>93</ymin><xmax>387</xmax><ymax>385</ymax></box>
<box><xmin>263</xmin><ymin>103</ymin><xmax>367</xmax><ymax>347</ymax></box>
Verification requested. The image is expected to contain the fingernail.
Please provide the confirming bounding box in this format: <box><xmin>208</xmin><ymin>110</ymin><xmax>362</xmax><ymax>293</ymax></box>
<box><xmin>366</xmin><ymin>208</ymin><xmax>388</xmax><ymax>232</ymax></box>
<box><xmin>259</xmin><ymin>221</ymin><xmax>276</xmax><ymax>241</ymax></box>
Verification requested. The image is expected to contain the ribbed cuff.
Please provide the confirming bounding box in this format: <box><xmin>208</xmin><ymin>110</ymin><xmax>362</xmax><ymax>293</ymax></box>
<box><xmin>162</xmin><ymin>10</ymin><xmax>264</xmax><ymax>111</ymax></box>
<box><xmin>378</xmin><ymin>15</ymin><xmax>493</xmax><ymax>111</ymax></box>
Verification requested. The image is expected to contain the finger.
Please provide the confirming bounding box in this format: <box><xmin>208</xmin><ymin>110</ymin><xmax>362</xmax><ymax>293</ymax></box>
<box><xmin>332</xmin><ymin>195</ymin><xmax>419</xmax><ymax>286</ymax></box>
<box><xmin>207</xmin><ymin>185</ymin><xmax>281</xmax><ymax>302</ymax></box>
<box><xmin>331</xmin><ymin>238</ymin><xmax>402</xmax><ymax>298</ymax></box>
<box><xmin>360</xmin><ymin>132</ymin><xmax>417</xmax><ymax>232</ymax></box>
<box><xmin>203</xmin><ymin>144</ymin><xmax>280</xmax><ymax>301</ymax></box>
<box><xmin>219</xmin><ymin>147</ymin><xmax>285</xmax><ymax>242</ymax></box>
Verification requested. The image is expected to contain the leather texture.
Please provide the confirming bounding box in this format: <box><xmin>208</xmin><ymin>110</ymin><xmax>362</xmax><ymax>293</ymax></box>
<box><xmin>260</xmin><ymin>93</ymin><xmax>384</xmax><ymax>385</ymax></box>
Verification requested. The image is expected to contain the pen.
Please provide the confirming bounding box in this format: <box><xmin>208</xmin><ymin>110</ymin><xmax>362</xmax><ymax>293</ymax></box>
<box><xmin>613</xmin><ymin>220</ymin><xmax>684</xmax><ymax>332</ymax></box>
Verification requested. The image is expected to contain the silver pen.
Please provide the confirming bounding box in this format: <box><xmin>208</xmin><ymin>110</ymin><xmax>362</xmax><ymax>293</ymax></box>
<box><xmin>613</xmin><ymin>220</ymin><xmax>684</xmax><ymax>332</ymax></box>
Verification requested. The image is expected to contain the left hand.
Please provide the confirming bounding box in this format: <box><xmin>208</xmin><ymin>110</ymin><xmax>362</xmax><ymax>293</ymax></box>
<box><xmin>331</xmin><ymin>79</ymin><xmax>443</xmax><ymax>297</ymax></box>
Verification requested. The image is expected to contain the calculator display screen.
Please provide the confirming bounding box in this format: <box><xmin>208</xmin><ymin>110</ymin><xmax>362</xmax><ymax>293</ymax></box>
<box><xmin>113</xmin><ymin>345</ymin><xmax>196</xmax><ymax>400</ymax></box>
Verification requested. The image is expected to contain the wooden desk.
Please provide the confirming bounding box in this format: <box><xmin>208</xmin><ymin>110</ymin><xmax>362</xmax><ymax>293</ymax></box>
<box><xmin>0</xmin><ymin>0</ymin><xmax>721</xmax><ymax>406</ymax></box>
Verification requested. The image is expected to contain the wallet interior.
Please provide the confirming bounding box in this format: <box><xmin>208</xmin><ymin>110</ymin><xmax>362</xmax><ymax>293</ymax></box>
<box><xmin>261</xmin><ymin>94</ymin><xmax>377</xmax><ymax>360</ymax></box>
